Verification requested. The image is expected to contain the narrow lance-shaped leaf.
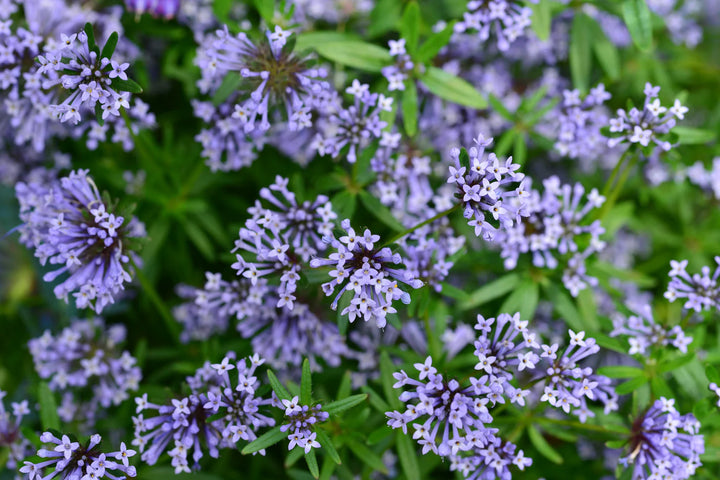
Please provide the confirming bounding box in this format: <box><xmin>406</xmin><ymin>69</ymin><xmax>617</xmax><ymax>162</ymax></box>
<box><xmin>305</xmin><ymin>449</ymin><xmax>320</xmax><ymax>479</ymax></box>
<box><xmin>301</xmin><ymin>358</ymin><xmax>313</xmax><ymax>405</ymax></box>
<box><xmin>315</xmin><ymin>430</ymin><xmax>341</xmax><ymax>464</ymax></box>
<box><xmin>420</xmin><ymin>67</ymin><xmax>487</xmax><ymax>109</ymax></box>
<box><xmin>323</xmin><ymin>394</ymin><xmax>368</xmax><ymax>415</ymax></box>
<box><xmin>622</xmin><ymin>0</ymin><xmax>653</xmax><ymax>52</ymax></box>
<box><xmin>100</xmin><ymin>31</ymin><xmax>118</xmax><ymax>60</ymax></box>
<box><xmin>38</xmin><ymin>382</ymin><xmax>60</xmax><ymax>431</ymax></box>
<box><xmin>402</xmin><ymin>79</ymin><xmax>418</xmax><ymax>137</ymax></box>
<box><xmin>267</xmin><ymin>370</ymin><xmax>292</xmax><ymax>401</ymax></box>
<box><xmin>399</xmin><ymin>1</ymin><xmax>421</xmax><ymax>53</ymax></box>
<box><xmin>242</xmin><ymin>426</ymin><xmax>286</xmax><ymax>454</ymax></box>
<box><xmin>416</xmin><ymin>21</ymin><xmax>455</xmax><ymax>63</ymax></box>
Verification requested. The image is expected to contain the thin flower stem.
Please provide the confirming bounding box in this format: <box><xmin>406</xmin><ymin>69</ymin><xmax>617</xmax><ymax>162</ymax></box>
<box><xmin>598</xmin><ymin>153</ymin><xmax>639</xmax><ymax>221</ymax></box>
<box><xmin>601</xmin><ymin>148</ymin><xmax>632</xmax><ymax>198</ymax></box>
<box><xmin>383</xmin><ymin>203</ymin><xmax>462</xmax><ymax>247</ymax></box>
<box><xmin>129</xmin><ymin>256</ymin><xmax>180</xmax><ymax>343</ymax></box>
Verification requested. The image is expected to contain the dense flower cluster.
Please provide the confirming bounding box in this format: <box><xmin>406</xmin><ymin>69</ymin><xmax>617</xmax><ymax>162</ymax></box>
<box><xmin>310</xmin><ymin>219</ymin><xmax>423</xmax><ymax>327</ymax></box>
<box><xmin>607</xmin><ymin>83</ymin><xmax>688</xmax><ymax>152</ymax></box>
<box><xmin>28</xmin><ymin>317</ymin><xmax>142</xmax><ymax>426</ymax></box>
<box><xmin>610</xmin><ymin>303</ymin><xmax>693</xmax><ymax>355</ymax></box>
<box><xmin>494</xmin><ymin>175</ymin><xmax>606</xmax><ymax>296</ymax></box>
<box><xmin>665</xmin><ymin>258</ymin><xmax>720</xmax><ymax>313</ymax></box>
<box><xmin>382</xmin><ymin>39</ymin><xmax>415</xmax><ymax>91</ymax></box>
<box><xmin>124</xmin><ymin>0</ymin><xmax>180</xmax><ymax>19</ymax></box>
<box><xmin>554</xmin><ymin>84</ymin><xmax>616</xmax><ymax>166</ymax></box>
<box><xmin>174</xmin><ymin>272</ymin><xmax>349</xmax><ymax>371</ymax></box>
<box><xmin>20</xmin><ymin>432</ymin><xmax>137</xmax><ymax>479</ymax></box>
<box><xmin>313</xmin><ymin>80</ymin><xmax>392</xmax><ymax>164</ymax></box>
<box><xmin>0</xmin><ymin>391</ymin><xmax>32</xmax><ymax>472</ymax></box>
<box><xmin>454</xmin><ymin>0</ymin><xmax>538</xmax><ymax>51</ymax></box>
<box><xmin>279</xmin><ymin>396</ymin><xmax>329</xmax><ymax>453</ymax></box>
<box><xmin>15</xmin><ymin>169</ymin><xmax>145</xmax><ymax>312</ymax></box>
<box><xmin>447</xmin><ymin>134</ymin><xmax>527</xmax><ymax>241</ymax></box>
<box><xmin>231</xmin><ymin>176</ymin><xmax>336</xmax><ymax>308</ymax></box>
<box><xmin>132</xmin><ymin>354</ymin><xmax>274</xmax><ymax>473</ymax></box>
<box><xmin>618</xmin><ymin>398</ymin><xmax>703</xmax><ymax>479</ymax></box>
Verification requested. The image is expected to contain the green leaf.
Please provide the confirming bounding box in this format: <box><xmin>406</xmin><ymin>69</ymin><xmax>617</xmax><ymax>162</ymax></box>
<box><xmin>487</xmin><ymin>93</ymin><xmax>514</xmax><ymax>122</ymax></box>
<box><xmin>529</xmin><ymin>0</ymin><xmax>552</xmax><ymax>41</ymax></box>
<box><xmin>569</xmin><ymin>13</ymin><xmax>593</xmax><ymax>93</ymax></box>
<box><xmin>84</xmin><ymin>23</ymin><xmax>98</xmax><ymax>53</ymax></box>
<box><xmin>242</xmin><ymin>426</ymin><xmax>285</xmax><ymax>454</ymax></box>
<box><xmin>396</xmin><ymin>433</ymin><xmax>420</xmax><ymax>480</ymax></box>
<box><xmin>315</xmin><ymin>430</ymin><xmax>341</xmax><ymax>464</ymax></box>
<box><xmin>420</xmin><ymin>67</ymin><xmax>487</xmax><ymax>109</ymax></box>
<box><xmin>622</xmin><ymin>0</ymin><xmax>653</xmax><ymax>52</ymax></box>
<box><xmin>658</xmin><ymin>353</ymin><xmax>696</xmax><ymax>374</ymax></box>
<box><xmin>543</xmin><ymin>284</ymin><xmax>583</xmax><ymax>332</ymax></box>
<box><xmin>345</xmin><ymin>437</ymin><xmax>387</xmax><ymax>473</ymax></box>
<box><xmin>336</xmin><ymin>291</ymin><xmax>352</xmax><ymax>336</ymax></box>
<box><xmin>253</xmin><ymin>0</ymin><xmax>274</xmax><ymax>24</ymax></box>
<box><xmin>577</xmin><ymin>289</ymin><xmax>599</xmax><ymax>332</ymax></box>
<box><xmin>336</xmin><ymin>371</ymin><xmax>352</xmax><ymax>400</ymax></box>
<box><xmin>313</xmin><ymin>41</ymin><xmax>391</xmax><ymax>72</ymax></box>
<box><xmin>100</xmin><ymin>31</ymin><xmax>118</xmax><ymax>60</ymax></box>
<box><xmin>323</xmin><ymin>394</ymin><xmax>368</xmax><ymax>415</ymax></box>
<box><xmin>211</xmin><ymin>73</ymin><xmax>243</xmax><ymax>106</ymax></box>
<box><xmin>706</xmin><ymin>365</ymin><xmax>720</xmax><ymax>385</ymax></box>
<box><xmin>331</xmin><ymin>191</ymin><xmax>356</xmax><ymax>220</ymax></box>
<box><xmin>368</xmin><ymin>0</ymin><xmax>403</xmax><ymax>37</ymax></box>
<box><xmin>615</xmin><ymin>376</ymin><xmax>650</xmax><ymax>395</ymax></box>
<box><xmin>38</xmin><ymin>382</ymin><xmax>60</xmax><ymax>431</ymax></box>
<box><xmin>362</xmin><ymin>385</ymin><xmax>391</xmax><ymax>413</ymax></box>
<box><xmin>673</xmin><ymin>126</ymin><xmax>716</xmax><ymax>145</ymax></box>
<box><xmin>295</xmin><ymin>32</ymin><xmax>361</xmax><ymax>51</ymax></box>
<box><xmin>367</xmin><ymin>426</ymin><xmax>393</xmax><ymax>445</ymax></box>
<box><xmin>597</xmin><ymin>366</ymin><xmax>646</xmax><ymax>379</ymax></box>
<box><xmin>267</xmin><ymin>370</ymin><xmax>292</xmax><ymax>401</ymax></box>
<box><xmin>527</xmin><ymin>425</ymin><xmax>563</xmax><ymax>464</ymax></box>
<box><xmin>498</xmin><ymin>279</ymin><xmax>539</xmax><ymax>320</ymax></box>
<box><xmin>458</xmin><ymin>273</ymin><xmax>521</xmax><ymax>311</ymax></box>
<box><xmin>402</xmin><ymin>80</ymin><xmax>418</xmax><ymax>136</ymax></box>
<box><xmin>305</xmin><ymin>449</ymin><xmax>320</xmax><ymax>479</ymax></box>
<box><xmin>416</xmin><ymin>21</ymin><xmax>455</xmax><ymax>63</ymax></box>
<box><xmin>439</xmin><ymin>282</ymin><xmax>469</xmax><ymax>301</ymax></box>
<box><xmin>111</xmin><ymin>78</ymin><xmax>144</xmax><ymax>94</ymax></box>
<box><xmin>358</xmin><ymin>190</ymin><xmax>403</xmax><ymax>232</ymax></box>
<box><xmin>399</xmin><ymin>1</ymin><xmax>421</xmax><ymax>53</ymax></box>
<box><xmin>590</xmin><ymin>19</ymin><xmax>621</xmax><ymax>80</ymax></box>
<box><xmin>285</xmin><ymin>445</ymin><xmax>305</xmax><ymax>467</ymax></box>
<box><xmin>301</xmin><ymin>358</ymin><xmax>312</xmax><ymax>405</ymax></box>
<box><xmin>513</xmin><ymin>133</ymin><xmax>526</xmax><ymax>165</ymax></box>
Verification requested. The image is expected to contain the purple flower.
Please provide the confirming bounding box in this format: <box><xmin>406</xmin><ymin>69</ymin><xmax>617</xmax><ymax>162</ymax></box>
<box><xmin>124</xmin><ymin>0</ymin><xmax>180</xmax><ymax>19</ymax></box>
<box><xmin>20</xmin><ymin>432</ymin><xmax>137</xmax><ymax>479</ymax></box>
<box><xmin>312</xmin><ymin>80</ymin><xmax>392</xmax><ymax>164</ymax></box>
<box><xmin>231</xmin><ymin>176</ymin><xmax>337</xmax><ymax>308</ymax></box>
<box><xmin>665</xmin><ymin>257</ymin><xmax>720</xmax><ymax>313</ymax></box>
<box><xmin>195</xmin><ymin>26</ymin><xmax>332</xmax><ymax>133</ymax></box>
<box><xmin>15</xmin><ymin>169</ymin><xmax>145</xmax><ymax>312</ymax></box>
<box><xmin>617</xmin><ymin>398</ymin><xmax>703</xmax><ymax>479</ymax></box>
<box><xmin>607</xmin><ymin>83</ymin><xmax>686</xmax><ymax>152</ymax></box>
<box><xmin>310</xmin><ymin>219</ymin><xmax>423</xmax><ymax>328</ymax></box>
<box><xmin>447</xmin><ymin>134</ymin><xmax>527</xmax><ymax>241</ymax></box>
<box><xmin>133</xmin><ymin>354</ymin><xmax>274</xmax><ymax>472</ymax></box>
<box><xmin>493</xmin><ymin>175</ymin><xmax>605</xmax><ymax>296</ymax></box>
<box><xmin>28</xmin><ymin>318</ymin><xmax>142</xmax><ymax>426</ymax></box>
<box><xmin>610</xmin><ymin>303</ymin><xmax>693</xmax><ymax>355</ymax></box>
<box><xmin>449</xmin><ymin>437</ymin><xmax>532</xmax><ymax>480</ymax></box>
<box><xmin>453</xmin><ymin>0</ymin><xmax>538</xmax><ymax>51</ymax></box>
<box><xmin>279</xmin><ymin>396</ymin><xmax>329</xmax><ymax>453</ymax></box>
<box><xmin>0</xmin><ymin>391</ymin><xmax>33</xmax><ymax>471</ymax></box>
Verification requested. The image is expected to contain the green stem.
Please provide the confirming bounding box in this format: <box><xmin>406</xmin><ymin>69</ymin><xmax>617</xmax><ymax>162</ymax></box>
<box><xmin>598</xmin><ymin>153</ymin><xmax>639</xmax><ymax>221</ymax></box>
<box><xmin>129</xmin><ymin>256</ymin><xmax>180</xmax><ymax>343</ymax></box>
<box><xmin>679</xmin><ymin>310</ymin><xmax>694</xmax><ymax>329</ymax></box>
<box><xmin>601</xmin><ymin>149</ymin><xmax>631</xmax><ymax>198</ymax></box>
<box><xmin>383</xmin><ymin>203</ymin><xmax>462</xmax><ymax>247</ymax></box>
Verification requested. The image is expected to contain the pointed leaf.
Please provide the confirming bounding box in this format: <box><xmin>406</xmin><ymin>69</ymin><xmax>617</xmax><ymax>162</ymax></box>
<box><xmin>420</xmin><ymin>67</ymin><xmax>487</xmax><ymax>109</ymax></box>
<box><xmin>345</xmin><ymin>438</ymin><xmax>387</xmax><ymax>473</ymax></box>
<box><xmin>458</xmin><ymin>273</ymin><xmax>521</xmax><ymax>311</ymax></box>
<box><xmin>402</xmin><ymin>80</ymin><xmax>418</xmax><ymax>136</ymax></box>
<box><xmin>569</xmin><ymin>13</ymin><xmax>593</xmax><ymax>93</ymax></box>
<box><xmin>305</xmin><ymin>450</ymin><xmax>320</xmax><ymax>479</ymax></box>
<box><xmin>358</xmin><ymin>191</ymin><xmax>404</xmax><ymax>232</ymax></box>
<box><xmin>528</xmin><ymin>425</ymin><xmax>563</xmax><ymax>464</ymax></box>
<box><xmin>38</xmin><ymin>382</ymin><xmax>60</xmax><ymax>431</ymax></box>
<box><xmin>267</xmin><ymin>370</ymin><xmax>292</xmax><ymax>401</ymax></box>
<box><xmin>622</xmin><ymin>0</ymin><xmax>653</xmax><ymax>52</ymax></box>
<box><xmin>314</xmin><ymin>41</ymin><xmax>391</xmax><ymax>72</ymax></box>
<box><xmin>396</xmin><ymin>432</ymin><xmax>420</xmax><ymax>480</ymax></box>
<box><xmin>100</xmin><ymin>31</ymin><xmax>118</xmax><ymax>60</ymax></box>
<box><xmin>416</xmin><ymin>21</ymin><xmax>455</xmax><ymax>63</ymax></box>
<box><xmin>301</xmin><ymin>358</ymin><xmax>312</xmax><ymax>405</ymax></box>
<box><xmin>323</xmin><ymin>394</ymin><xmax>367</xmax><ymax>415</ymax></box>
<box><xmin>399</xmin><ymin>1</ymin><xmax>421</xmax><ymax>53</ymax></box>
<box><xmin>315</xmin><ymin>430</ymin><xmax>341</xmax><ymax>465</ymax></box>
<box><xmin>241</xmin><ymin>425</ymin><xmax>285</xmax><ymax>454</ymax></box>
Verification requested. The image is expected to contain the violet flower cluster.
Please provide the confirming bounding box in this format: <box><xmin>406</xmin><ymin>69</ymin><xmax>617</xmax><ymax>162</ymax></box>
<box><xmin>0</xmin><ymin>391</ymin><xmax>33</xmax><ymax>473</ymax></box>
<box><xmin>665</xmin><ymin>258</ymin><xmax>720</xmax><ymax>313</ymax></box>
<box><xmin>15</xmin><ymin>169</ymin><xmax>145</xmax><ymax>312</ymax></box>
<box><xmin>494</xmin><ymin>175</ymin><xmax>606</xmax><ymax>296</ymax></box>
<box><xmin>38</xmin><ymin>29</ymin><xmax>132</xmax><ymax>124</ymax></box>
<box><xmin>20</xmin><ymin>432</ymin><xmax>137</xmax><ymax>480</ymax></box>
<box><xmin>310</xmin><ymin>219</ymin><xmax>424</xmax><ymax>328</ymax></box>
<box><xmin>618</xmin><ymin>398</ymin><xmax>703</xmax><ymax>480</ymax></box>
<box><xmin>133</xmin><ymin>354</ymin><xmax>274</xmax><ymax>473</ymax></box>
<box><xmin>382</xmin><ymin>39</ymin><xmax>415</xmax><ymax>91</ymax></box>
<box><xmin>447</xmin><ymin>134</ymin><xmax>527</xmax><ymax>241</ymax></box>
<box><xmin>28</xmin><ymin>318</ymin><xmax>142</xmax><ymax>426</ymax></box>
<box><xmin>279</xmin><ymin>396</ymin><xmax>329</xmax><ymax>453</ymax></box>
<box><xmin>610</xmin><ymin>303</ymin><xmax>693</xmax><ymax>356</ymax></box>
<box><xmin>454</xmin><ymin>0</ymin><xmax>538</xmax><ymax>51</ymax></box>
<box><xmin>387</xmin><ymin>312</ymin><xmax>615</xmax><ymax>471</ymax></box>
<box><xmin>607</xmin><ymin>83</ymin><xmax>688</xmax><ymax>152</ymax></box>
<box><xmin>231</xmin><ymin>176</ymin><xmax>337</xmax><ymax>309</ymax></box>
<box><xmin>124</xmin><ymin>0</ymin><xmax>180</xmax><ymax>19</ymax></box>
